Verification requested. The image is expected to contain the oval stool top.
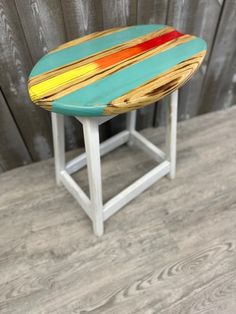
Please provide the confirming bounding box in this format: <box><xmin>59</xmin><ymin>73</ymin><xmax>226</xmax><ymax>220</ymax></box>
<box><xmin>28</xmin><ymin>25</ymin><xmax>207</xmax><ymax>117</ymax></box>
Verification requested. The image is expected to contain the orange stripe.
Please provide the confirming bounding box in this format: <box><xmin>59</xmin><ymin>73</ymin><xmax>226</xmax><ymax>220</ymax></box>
<box><xmin>96</xmin><ymin>30</ymin><xmax>184</xmax><ymax>69</ymax></box>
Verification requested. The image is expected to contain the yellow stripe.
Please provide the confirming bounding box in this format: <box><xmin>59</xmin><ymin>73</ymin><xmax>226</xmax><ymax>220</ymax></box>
<box><xmin>30</xmin><ymin>35</ymin><xmax>193</xmax><ymax>103</ymax></box>
<box><xmin>29</xmin><ymin>63</ymin><xmax>98</xmax><ymax>102</ymax></box>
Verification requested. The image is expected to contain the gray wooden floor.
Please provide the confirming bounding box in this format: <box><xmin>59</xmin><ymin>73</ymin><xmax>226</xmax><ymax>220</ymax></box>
<box><xmin>0</xmin><ymin>107</ymin><xmax>236</xmax><ymax>314</ymax></box>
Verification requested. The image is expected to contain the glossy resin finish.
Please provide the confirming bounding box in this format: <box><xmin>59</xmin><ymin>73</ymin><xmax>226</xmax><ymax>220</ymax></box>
<box><xmin>28</xmin><ymin>25</ymin><xmax>207</xmax><ymax>116</ymax></box>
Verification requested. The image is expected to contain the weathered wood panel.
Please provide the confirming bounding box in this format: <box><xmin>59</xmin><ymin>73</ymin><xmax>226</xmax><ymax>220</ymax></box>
<box><xmin>101</xmin><ymin>0</ymin><xmax>137</xmax><ymax>28</ymax></box>
<box><xmin>170</xmin><ymin>0</ymin><xmax>223</xmax><ymax>119</ymax></box>
<box><xmin>199</xmin><ymin>0</ymin><xmax>236</xmax><ymax>113</ymax></box>
<box><xmin>15</xmin><ymin>0</ymin><xmax>66</xmax><ymax>62</ymax></box>
<box><xmin>155</xmin><ymin>0</ymin><xmax>223</xmax><ymax>126</ymax></box>
<box><xmin>0</xmin><ymin>0</ymin><xmax>53</xmax><ymax>161</ymax></box>
<box><xmin>15</xmin><ymin>0</ymin><xmax>84</xmax><ymax>151</ymax></box>
<box><xmin>61</xmin><ymin>0</ymin><xmax>103</xmax><ymax>40</ymax></box>
<box><xmin>137</xmin><ymin>0</ymin><xmax>168</xmax><ymax>24</ymax></box>
<box><xmin>137</xmin><ymin>0</ymin><xmax>168</xmax><ymax>128</ymax></box>
<box><xmin>0</xmin><ymin>90</ymin><xmax>31</xmax><ymax>170</ymax></box>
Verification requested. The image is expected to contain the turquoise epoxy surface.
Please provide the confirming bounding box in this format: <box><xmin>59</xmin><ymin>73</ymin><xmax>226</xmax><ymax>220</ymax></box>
<box><xmin>29</xmin><ymin>25</ymin><xmax>165</xmax><ymax>78</ymax></box>
<box><xmin>52</xmin><ymin>38</ymin><xmax>207</xmax><ymax>117</ymax></box>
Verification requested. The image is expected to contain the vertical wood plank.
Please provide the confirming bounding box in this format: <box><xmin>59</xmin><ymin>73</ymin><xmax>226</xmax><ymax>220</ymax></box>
<box><xmin>137</xmin><ymin>0</ymin><xmax>168</xmax><ymax>129</ymax></box>
<box><xmin>168</xmin><ymin>0</ymin><xmax>223</xmax><ymax>119</ymax></box>
<box><xmin>137</xmin><ymin>0</ymin><xmax>168</xmax><ymax>24</ymax></box>
<box><xmin>0</xmin><ymin>0</ymin><xmax>53</xmax><ymax>161</ymax></box>
<box><xmin>0</xmin><ymin>89</ymin><xmax>31</xmax><ymax>171</ymax></box>
<box><xmin>155</xmin><ymin>0</ymin><xmax>223</xmax><ymax>125</ymax></box>
<box><xmin>199</xmin><ymin>0</ymin><xmax>236</xmax><ymax>113</ymax></box>
<box><xmin>101</xmin><ymin>0</ymin><xmax>137</xmax><ymax>28</ymax></box>
<box><xmin>15</xmin><ymin>0</ymin><xmax>66</xmax><ymax>62</ymax></box>
<box><xmin>15</xmin><ymin>0</ymin><xmax>84</xmax><ymax>151</ymax></box>
<box><xmin>61</xmin><ymin>0</ymin><xmax>103</xmax><ymax>40</ymax></box>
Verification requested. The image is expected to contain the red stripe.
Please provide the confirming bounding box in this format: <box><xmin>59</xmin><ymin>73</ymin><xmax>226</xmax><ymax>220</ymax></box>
<box><xmin>96</xmin><ymin>30</ymin><xmax>184</xmax><ymax>69</ymax></box>
<box><xmin>137</xmin><ymin>30</ymin><xmax>184</xmax><ymax>51</ymax></box>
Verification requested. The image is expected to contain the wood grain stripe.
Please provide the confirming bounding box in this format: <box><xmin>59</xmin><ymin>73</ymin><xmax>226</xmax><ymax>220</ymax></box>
<box><xmin>105</xmin><ymin>51</ymin><xmax>206</xmax><ymax>115</ymax></box>
<box><xmin>49</xmin><ymin>27</ymin><xmax>127</xmax><ymax>53</ymax></box>
<box><xmin>96</xmin><ymin>30</ymin><xmax>183</xmax><ymax>69</ymax></box>
<box><xmin>28</xmin><ymin>25</ymin><xmax>207</xmax><ymax>116</ymax></box>
<box><xmin>29</xmin><ymin>24</ymin><xmax>166</xmax><ymax>78</ymax></box>
<box><xmin>29</xmin><ymin>34</ymin><xmax>191</xmax><ymax>104</ymax></box>
<box><xmin>50</xmin><ymin>38</ymin><xmax>206</xmax><ymax>117</ymax></box>
<box><xmin>29</xmin><ymin>26</ymin><xmax>174</xmax><ymax>86</ymax></box>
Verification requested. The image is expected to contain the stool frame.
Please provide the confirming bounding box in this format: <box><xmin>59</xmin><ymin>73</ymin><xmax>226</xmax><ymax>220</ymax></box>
<box><xmin>51</xmin><ymin>90</ymin><xmax>178</xmax><ymax>236</ymax></box>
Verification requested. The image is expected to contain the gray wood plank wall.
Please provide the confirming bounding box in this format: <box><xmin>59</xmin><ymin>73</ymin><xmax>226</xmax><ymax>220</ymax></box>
<box><xmin>0</xmin><ymin>0</ymin><xmax>235</xmax><ymax>171</ymax></box>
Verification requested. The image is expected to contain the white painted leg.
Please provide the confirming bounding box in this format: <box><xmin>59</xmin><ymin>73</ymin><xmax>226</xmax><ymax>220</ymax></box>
<box><xmin>51</xmin><ymin>113</ymin><xmax>65</xmax><ymax>186</ymax></box>
<box><xmin>82</xmin><ymin>119</ymin><xmax>104</xmax><ymax>236</ymax></box>
<box><xmin>166</xmin><ymin>90</ymin><xmax>178</xmax><ymax>179</ymax></box>
<box><xmin>126</xmin><ymin>110</ymin><xmax>137</xmax><ymax>146</ymax></box>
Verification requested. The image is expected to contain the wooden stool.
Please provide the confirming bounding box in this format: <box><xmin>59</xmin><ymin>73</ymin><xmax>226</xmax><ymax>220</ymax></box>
<box><xmin>28</xmin><ymin>24</ymin><xmax>206</xmax><ymax>236</ymax></box>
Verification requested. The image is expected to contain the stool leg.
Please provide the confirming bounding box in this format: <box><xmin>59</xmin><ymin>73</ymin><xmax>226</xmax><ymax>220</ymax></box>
<box><xmin>166</xmin><ymin>90</ymin><xmax>178</xmax><ymax>179</ymax></box>
<box><xmin>126</xmin><ymin>110</ymin><xmax>137</xmax><ymax>145</ymax></box>
<box><xmin>51</xmin><ymin>113</ymin><xmax>65</xmax><ymax>186</ymax></box>
<box><xmin>82</xmin><ymin>119</ymin><xmax>104</xmax><ymax>236</ymax></box>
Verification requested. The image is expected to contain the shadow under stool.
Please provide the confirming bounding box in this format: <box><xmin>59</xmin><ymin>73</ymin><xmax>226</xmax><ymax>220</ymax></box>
<box><xmin>28</xmin><ymin>24</ymin><xmax>207</xmax><ymax>236</ymax></box>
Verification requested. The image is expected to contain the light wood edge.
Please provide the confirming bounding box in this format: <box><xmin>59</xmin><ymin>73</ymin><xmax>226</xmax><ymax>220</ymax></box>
<box><xmin>36</xmin><ymin>101</ymin><xmax>52</xmax><ymax>111</ymax></box>
<box><xmin>48</xmin><ymin>27</ymin><xmax>127</xmax><ymax>53</ymax></box>
<box><xmin>103</xmin><ymin>51</ymin><xmax>206</xmax><ymax>115</ymax></box>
